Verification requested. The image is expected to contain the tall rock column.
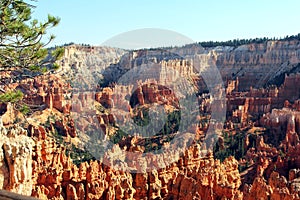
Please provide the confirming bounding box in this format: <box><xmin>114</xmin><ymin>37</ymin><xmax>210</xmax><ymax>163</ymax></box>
<box><xmin>0</xmin><ymin>117</ymin><xmax>34</xmax><ymax>196</ymax></box>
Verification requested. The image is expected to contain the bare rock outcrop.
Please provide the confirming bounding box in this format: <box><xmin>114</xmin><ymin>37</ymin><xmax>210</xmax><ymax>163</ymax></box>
<box><xmin>0</xmin><ymin>118</ymin><xmax>34</xmax><ymax>196</ymax></box>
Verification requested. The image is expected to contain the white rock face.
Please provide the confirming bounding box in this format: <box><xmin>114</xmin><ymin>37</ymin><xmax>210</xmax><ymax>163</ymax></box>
<box><xmin>235</xmin><ymin>45</ymin><xmax>249</xmax><ymax>51</ymax></box>
<box><xmin>59</xmin><ymin>45</ymin><xmax>126</xmax><ymax>76</ymax></box>
<box><xmin>0</xmin><ymin>117</ymin><xmax>34</xmax><ymax>196</ymax></box>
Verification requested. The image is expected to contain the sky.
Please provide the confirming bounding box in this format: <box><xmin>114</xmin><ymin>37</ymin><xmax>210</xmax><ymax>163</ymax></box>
<box><xmin>31</xmin><ymin>0</ymin><xmax>300</xmax><ymax>48</ymax></box>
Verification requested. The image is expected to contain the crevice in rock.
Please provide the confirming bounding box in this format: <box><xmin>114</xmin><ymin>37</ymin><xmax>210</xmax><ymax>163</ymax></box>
<box><xmin>2</xmin><ymin>145</ymin><xmax>10</xmax><ymax>189</ymax></box>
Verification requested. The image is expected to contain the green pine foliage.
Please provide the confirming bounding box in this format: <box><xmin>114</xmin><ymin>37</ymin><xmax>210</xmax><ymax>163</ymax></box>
<box><xmin>213</xmin><ymin>130</ymin><xmax>246</xmax><ymax>162</ymax></box>
<box><xmin>198</xmin><ymin>33</ymin><xmax>300</xmax><ymax>48</ymax></box>
<box><xmin>0</xmin><ymin>0</ymin><xmax>63</xmax><ymax>71</ymax></box>
<box><xmin>0</xmin><ymin>90</ymin><xmax>23</xmax><ymax>103</ymax></box>
<box><xmin>66</xmin><ymin>144</ymin><xmax>96</xmax><ymax>166</ymax></box>
<box><xmin>18</xmin><ymin>104</ymin><xmax>30</xmax><ymax>115</ymax></box>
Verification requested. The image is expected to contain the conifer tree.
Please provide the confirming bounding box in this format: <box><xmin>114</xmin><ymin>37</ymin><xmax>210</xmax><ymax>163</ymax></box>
<box><xmin>0</xmin><ymin>0</ymin><xmax>63</xmax><ymax>72</ymax></box>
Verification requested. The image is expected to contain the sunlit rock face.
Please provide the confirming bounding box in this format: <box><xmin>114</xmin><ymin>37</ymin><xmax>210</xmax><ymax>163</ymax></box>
<box><xmin>0</xmin><ymin>118</ymin><xmax>34</xmax><ymax>196</ymax></box>
<box><xmin>1</xmin><ymin>39</ymin><xmax>300</xmax><ymax>199</ymax></box>
<box><xmin>214</xmin><ymin>40</ymin><xmax>300</xmax><ymax>90</ymax></box>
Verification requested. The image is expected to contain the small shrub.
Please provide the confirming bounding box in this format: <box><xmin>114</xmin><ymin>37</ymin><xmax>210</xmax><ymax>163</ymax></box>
<box><xmin>18</xmin><ymin>104</ymin><xmax>30</xmax><ymax>115</ymax></box>
<box><xmin>0</xmin><ymin>90</ymin><xmax>23</xmax><ymax>103</ymax></box>
<box><xmin>52</xmin><ymin>63</ymin><xmax>61</xmax><ymax>70</ymax></box>
<box><xmin>29</xmin><ymin>65</ymin><xmax>41</xmax><ymax>72</ymax></box>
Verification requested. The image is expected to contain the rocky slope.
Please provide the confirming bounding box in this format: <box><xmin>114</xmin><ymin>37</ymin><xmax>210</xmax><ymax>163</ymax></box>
<box><xmin>1</xmin><ymin>39</ymin><xmax>300</xmax><ymax>199</ymax></box>
<box><xmin>74</xmin><ymin>40</ymin><xmax>300</xmax><ymax>91</ymax></box>
<box><xmin>0</xmin><ymin>117</ymin><xmax>242</xmax><ymax>199</ymax></box>
<box><xmin>0</xmin><ymin>118</ymin><xmax>34</xmax><ymax>197</ymax></box>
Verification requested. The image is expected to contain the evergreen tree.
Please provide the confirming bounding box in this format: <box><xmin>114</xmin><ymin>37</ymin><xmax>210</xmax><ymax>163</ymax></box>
<box><xmin>0</xmin><ymin>0</ymin><xmax>63</xmax><ymax>72</ymax></box>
